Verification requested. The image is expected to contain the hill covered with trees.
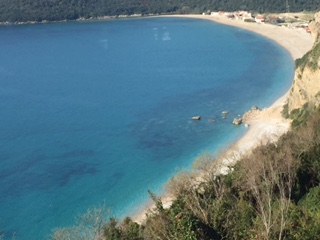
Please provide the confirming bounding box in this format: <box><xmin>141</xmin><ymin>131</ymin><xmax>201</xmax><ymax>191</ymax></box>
<box><xmin>0</xmin><ymin>0</ymin><xmax>319</xmax><ymax>23</ymax></box>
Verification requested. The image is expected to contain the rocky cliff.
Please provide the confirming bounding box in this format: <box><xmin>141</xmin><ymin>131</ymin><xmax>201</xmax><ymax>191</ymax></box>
<box><xmin>288</xmin><ymin>12</ymin><xmax>320</xmax><ymax>113</ymax></box>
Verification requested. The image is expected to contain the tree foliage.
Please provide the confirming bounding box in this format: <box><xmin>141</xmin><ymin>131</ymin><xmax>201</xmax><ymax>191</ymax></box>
<box><xmin>51</xmin><ymin>204</ymin><xmax>109</xmax><ymax>240</ymax></box>
<box><xmin>0</xmin><ymin>0</ymin><xmax>319</xmax><ymax>23</ymax></box>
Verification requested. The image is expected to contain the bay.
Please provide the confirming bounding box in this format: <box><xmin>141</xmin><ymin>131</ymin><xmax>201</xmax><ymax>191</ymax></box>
<box><xmin>0</xmin><ymin>17</ymin><xmax>293</xmax><ymax>239</ymax></box>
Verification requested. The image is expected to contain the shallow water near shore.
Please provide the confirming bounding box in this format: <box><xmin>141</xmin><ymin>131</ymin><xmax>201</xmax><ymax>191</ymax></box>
<box><xmin>0</xmin><ymin>17</ymin><xmax>293</xmax><ymax>239</ymax></box>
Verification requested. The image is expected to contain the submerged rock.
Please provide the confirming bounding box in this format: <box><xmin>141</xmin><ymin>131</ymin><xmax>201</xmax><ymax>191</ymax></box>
<box><xmin>192</xmin><ymin>116</ymin><xmax>201</xmax><ymax>120</ymax></box>
<box><xmin>222</xmin><ymin>111</ymin><xmax>229</xmax><ymax>115</ymax></box>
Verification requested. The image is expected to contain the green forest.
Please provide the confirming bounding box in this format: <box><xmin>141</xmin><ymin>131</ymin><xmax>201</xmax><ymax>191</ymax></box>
<box><xmin>0</xmin><ymin>0</ymin><xmax>319</xmax><ymax>23</ymax></box>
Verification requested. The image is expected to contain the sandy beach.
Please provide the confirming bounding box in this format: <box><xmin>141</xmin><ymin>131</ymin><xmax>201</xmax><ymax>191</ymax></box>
<box><xmin>132</xmin><ymin>14</ymin><xmax>314</xmax><ymax>223</ymax></box>
<box><xmin>171</xmin><ymin>14</ymin><xmax>314</xmax><ymax>60</ymax></box>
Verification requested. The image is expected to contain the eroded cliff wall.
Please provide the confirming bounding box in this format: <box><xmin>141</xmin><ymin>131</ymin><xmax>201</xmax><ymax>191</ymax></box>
<box><xmin>288</xmin><ymin>12</ymin><xmax>320</xmax><ymax>112</ymax></box>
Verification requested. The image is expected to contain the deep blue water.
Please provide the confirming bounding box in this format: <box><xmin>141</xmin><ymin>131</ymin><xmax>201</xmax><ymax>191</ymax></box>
<box><xmin>0</xmin><ymin>17</ymin><xmax>293</xmax><ymax>239</ymax></box>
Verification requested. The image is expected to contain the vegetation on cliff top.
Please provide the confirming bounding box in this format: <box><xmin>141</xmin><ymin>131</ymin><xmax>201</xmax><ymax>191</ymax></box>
<box><xmin>0</xmin><ymin>0</ymin><xmax>319</xmax><ymax>23</ymax></box>
<box><xmin>295</xmin><ymin>34</ymin><xmax>320</xmax><ymax>71</ymax></box>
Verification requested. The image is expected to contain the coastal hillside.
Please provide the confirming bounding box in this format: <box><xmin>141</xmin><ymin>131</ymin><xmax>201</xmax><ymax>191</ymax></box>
<box><xmin>0</xmin><ymin>0</ymin><xmax>319</xmax><ymax>23</ymax></box>
<box><xmin>287</xmin><ymin>11</ymin><xmax>320</xmax><ymax>122</ymax></box>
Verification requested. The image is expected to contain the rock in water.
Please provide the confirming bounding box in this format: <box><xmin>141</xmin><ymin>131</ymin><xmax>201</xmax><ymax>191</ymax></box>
<box><xmin>192</xmin><ymin>116</ymin><xmax>201</xmax><ymax>120</ymax></box>
<box><xmin>233</xmin><ymin>117</ymin><xmax>243</xmax><ymax>125</ymax></box>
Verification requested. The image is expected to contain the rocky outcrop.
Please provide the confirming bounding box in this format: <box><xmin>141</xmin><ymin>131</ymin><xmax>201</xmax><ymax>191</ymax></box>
<box><xmin>233</xmin><ymin>117</ymin><xmax>243</xmax><ymax>125</ymax></box>
<box><xmin>288</xmin><ymin>12</ymin><xmax>320</xmax><ymax>113</ymax></box>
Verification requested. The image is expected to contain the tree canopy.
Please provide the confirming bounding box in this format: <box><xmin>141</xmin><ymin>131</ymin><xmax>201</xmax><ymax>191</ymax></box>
<box><xmin>0</xmin><ymin>0</ymin><xmax>319</xmax><ymax>23</ymax></box>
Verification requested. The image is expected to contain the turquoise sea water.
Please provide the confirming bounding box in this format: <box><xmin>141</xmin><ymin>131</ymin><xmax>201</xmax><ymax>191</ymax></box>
<box><xmin>0</xmin><ymin>17</ymin><xmax>293</xmax><ymax>239</ymax></box>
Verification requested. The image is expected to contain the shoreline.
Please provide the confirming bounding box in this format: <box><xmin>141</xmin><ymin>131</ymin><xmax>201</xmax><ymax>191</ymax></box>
<box><xmin>166</xmin><ymin>14</ymin><xmax>314</xmax><ymax>60</ymax></box>
<box><xmin>132</xmin><ymin>14</ymin><xmax>314</xmax><ymax>223</ymax></box>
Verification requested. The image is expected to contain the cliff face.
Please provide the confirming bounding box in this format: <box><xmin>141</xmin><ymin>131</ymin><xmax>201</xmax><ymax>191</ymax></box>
<box><xmin>289</xmin><ymin>66</ymin><xmax>320</xmax><ymax>111</ymax></box>
<box><xmin>288</xmin><ymin>12</ymin><xmax>320</xmax><ymax>112</ymax></box>
<box><xmin>308</xmin><ymin>12</ymin><xmax>320</xmax><ymax>40</ymax></box>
